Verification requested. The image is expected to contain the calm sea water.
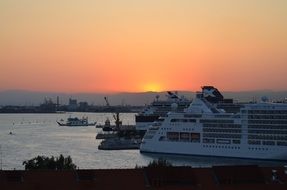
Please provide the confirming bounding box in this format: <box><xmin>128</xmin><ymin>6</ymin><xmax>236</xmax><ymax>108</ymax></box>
<box><xmin>0</xmin><ymin>113</ymin><xmax>286</xmax><ymax>170</ymax></box>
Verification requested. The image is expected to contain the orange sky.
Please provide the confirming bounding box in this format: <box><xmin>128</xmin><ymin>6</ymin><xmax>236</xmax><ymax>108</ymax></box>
<box><xmin>1</xmin><ymin>0</ymin><xmax>287</xmax><ymax>92</ymax></box>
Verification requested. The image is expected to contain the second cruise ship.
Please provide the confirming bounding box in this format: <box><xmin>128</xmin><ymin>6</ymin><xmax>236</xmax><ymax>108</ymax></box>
<box><xmin>136</xmin><ymin>86</ymin><xmax>241</xmax><ymax>131</ymax></box>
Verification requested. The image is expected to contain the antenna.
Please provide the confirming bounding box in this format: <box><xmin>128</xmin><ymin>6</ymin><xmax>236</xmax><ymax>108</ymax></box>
<box><xmin>56</xmin><ymin>96</ymin><xmax>60</xmax><ymax>110</ymax></box>
<box><xmin>156</xmin><ymin>95</ymin><xmax>160</xmax><ymax>101</ymax></box>
<box><xmin>104</xmin><ymin>97</ymin><xmax>110</xmax><ymax>107</ymax></box>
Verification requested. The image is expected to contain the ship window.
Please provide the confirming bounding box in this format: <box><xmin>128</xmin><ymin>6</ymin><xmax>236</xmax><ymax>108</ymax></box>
<box><xmin>248</xmin><ymin>140</ymin><xmax>261</xmax><ymax>145</ymax></box>
<box><xmin>171</xmin><ymin>119</ymin><xmax>179</xmax><ymax>123</ymax></box>
<box><xmin>203</xmin><ymin>133</ymin><xmax>241</xmax><ymax>139</ymax></box>
<box><xmin>203</xmin><ymin>123</ymin><xmax>241</xmax><ymax>129</ymax></box>
<box><xmin>203</xmin><ymin>138</ymin><xmax>215</xmax><ymax>144</ymax></box>
<box><xmin>277</xmin><ymin>141</ymin><xmax>287</xmax><ymax>146</ymax></box>
<box><xmin>216</xmin><ymin>139</ymin><xmax>231</xmax><ymax>144</ymax></box>
<box><xmin>184</xmin><ymin>114</ymin><xmax>202</xmax><ymax>118</ymax></box>
<box><xmin>191</xmin><ymin>133</ymin><xmax>200</xmax><ymax>143</ymax></box>
<box><xmin>248</xmin><ymin>134</ymin><xmax>287</xmax><ymax>141</ymax></box>
<box><xmin>203</xmin><ymin>128</ymin><xmax>241</xmax><ymax>133</ymax></box>
<box><xmin>200</xmin><ymin>119</ymin><xmax>234</xmax><ymax>124</ymax></box>
<box><xmin>248</xmin><ymin>129</ymin><xmax>287</xmax><ymax>135</ymax></box>
<box><xmin>180</xmin><ymin>132</ymin><xmax>190</xmax><ymax>141</ymax></box>
<box><xmin>167</xmin><ymin>132</ymin><xmax>179</xmax><ymax>141</ymax></box>
<box><xmin>232</xmin><ymin>140</ymin><xmax>241</xmax><ymax>144</ymax></box>
<box><xmin>170</xmin><ymin>118</ymin><xmax>196</xmax><ymax>123</ymax></box>
<box><xmin>262</xmin><ymin>141</ymin><xmax>275</xmax><ymax>146</ymax></box>
<box><xmin>248</xmin><ymin>119</ymin><xmax>287</xmax><ymax>125</ymax></box>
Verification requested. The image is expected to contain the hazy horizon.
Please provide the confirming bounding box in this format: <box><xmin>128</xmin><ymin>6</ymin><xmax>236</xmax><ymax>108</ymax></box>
<box><xmin>1</xmin><ymin>89</ymin><xmax>287</xmax><ymax>106</ymax></box>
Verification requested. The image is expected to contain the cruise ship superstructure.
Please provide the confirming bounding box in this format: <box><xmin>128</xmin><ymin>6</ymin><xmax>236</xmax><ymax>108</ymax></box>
<box><xmin>135</xmin><ymin>91</ymin><xmax>192</xmax><ymax>131</ymax></box>
<box><xmin>136</xmin><ymin>86</ymin><xmax>241</xmax><ymax>132</ymax></box>
<box><xmin>140</xmin><ymin>89</ymin><xmax>287</xmax><ymax>160</ymax></box>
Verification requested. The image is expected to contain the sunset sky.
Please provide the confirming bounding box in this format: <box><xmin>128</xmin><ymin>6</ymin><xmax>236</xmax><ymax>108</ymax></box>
<box><xmin>1</xmin><ymin>0</ymin><xmax>287</xmax><ymax>93</ymax></box>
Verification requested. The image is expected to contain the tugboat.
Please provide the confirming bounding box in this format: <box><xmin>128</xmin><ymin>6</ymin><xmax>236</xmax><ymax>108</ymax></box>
<box><xmin>96</xmin><ymin>112</ymin><xmax>143</xmax><ymax>150</ymax></box>
<box><xmin>96</xmin><ymin>113</ymin><xmax>135</xmax><ymax>131</ymax></box>
<box><xmin>98</xmin><ymin>138</ymin><xmax>141</xmax><ymax>150</ymax></box>
<box><xmin>57</xmin><ymin>116</ymin><xmax>96</xmax><ymax>127</ymax></box>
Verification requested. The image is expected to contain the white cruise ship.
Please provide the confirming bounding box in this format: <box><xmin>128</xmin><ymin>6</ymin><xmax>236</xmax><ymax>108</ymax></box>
<box><xmin>140</xmin><ymin>90</ymin><xmax>287</xmax><ymax>160</ymax></box>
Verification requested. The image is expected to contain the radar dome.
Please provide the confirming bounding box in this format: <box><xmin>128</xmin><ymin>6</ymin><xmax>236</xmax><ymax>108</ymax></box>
<box><xmin>171</xmin><ymin>103</ymin><xmax>178</xmax><ymax>110</ymax></box>
<box><xmin>261</xmin><ymin>96</ymin><xmax>269</xmax><ymax>102</ymax></box>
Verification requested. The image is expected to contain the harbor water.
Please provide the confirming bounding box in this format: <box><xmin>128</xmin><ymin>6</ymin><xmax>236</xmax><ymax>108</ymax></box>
<box><xmin>0</xmin><ymin>113</ymin><xmax>286</xmax><ymax>170</ymax></box>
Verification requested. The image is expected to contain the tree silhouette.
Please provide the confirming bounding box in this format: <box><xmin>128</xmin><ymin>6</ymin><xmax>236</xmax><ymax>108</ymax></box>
<box><xmin>23</xmin><ymin>154</ymin><xmax>77</xmax><ymax>170</ymax></box>
<box><xmin>147</xmin><ymin>158</ymin><xmax>173</xmax><ymax>168</ymax></box>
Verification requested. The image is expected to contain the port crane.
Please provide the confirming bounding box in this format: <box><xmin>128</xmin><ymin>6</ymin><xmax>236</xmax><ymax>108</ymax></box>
<box><xmin>104</xmin><ymin>97</ymin><xmax>121</xmax><ymax>130</ymax></box>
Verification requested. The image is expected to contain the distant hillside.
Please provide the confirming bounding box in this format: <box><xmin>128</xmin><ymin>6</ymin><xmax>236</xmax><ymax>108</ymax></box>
<box><xmin>0</xmin><ymin>90</ymin><xmax>286</xmax><ymax>106</ymax></box>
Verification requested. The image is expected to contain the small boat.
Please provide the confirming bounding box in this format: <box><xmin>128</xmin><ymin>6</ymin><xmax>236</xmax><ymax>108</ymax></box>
<box><xmin>57</xmin><ymin>117</ymin><xmax>96</xmax><ymax>127</ymax></box>
<box><xmin>96</xmin><ymin>114</ymin><xmax>136</xmax><ymax>131</ymax></box>
<box><xmin>95</xmin><ymin>132</ymin><xmax>118</xmax><ymax>139</ymax></box>
<box><xmin>98</xmin><ymin>138</ymin><xmax>141</xmax><ymax>150</ymax></box>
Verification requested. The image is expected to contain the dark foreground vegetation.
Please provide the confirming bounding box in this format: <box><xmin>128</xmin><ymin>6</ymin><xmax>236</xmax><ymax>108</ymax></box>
<box><xmin>22</xmin><ymin>154</ymin><xmax>77</xmax><ymax>170</ymax></box>
<box><xmin>1</xmin><ymin>157</ymin><xmax>286</xmax><ymax>190</ymax></box>
<box><xmin>135</xmin><ymin>158</ymin><xmax>173</xmax><ymax>169</ymax></box>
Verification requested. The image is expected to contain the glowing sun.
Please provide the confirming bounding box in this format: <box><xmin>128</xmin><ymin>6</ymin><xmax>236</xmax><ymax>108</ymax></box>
<box><xmin>142</xmin><ymin>83</ymin><xmax>163</xmax><ymax>92</ymax></box>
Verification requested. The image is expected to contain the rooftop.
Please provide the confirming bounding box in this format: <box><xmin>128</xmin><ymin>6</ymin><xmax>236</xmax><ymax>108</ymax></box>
<box><xmin>1</xmin><ymin>165</ymin><xmax>287</xmax><ymax>190</ymax></box>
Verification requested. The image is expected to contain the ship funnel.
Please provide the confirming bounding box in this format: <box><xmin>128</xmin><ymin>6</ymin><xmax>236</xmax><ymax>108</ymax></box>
<box><xmin>202</xmin><ymin>86</ymin><xmax>224</xmax><ymax>104</ymax></box>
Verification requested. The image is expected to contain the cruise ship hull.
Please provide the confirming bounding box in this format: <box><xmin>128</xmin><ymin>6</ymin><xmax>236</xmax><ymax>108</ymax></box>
<box><xmin>140</xmin><ymin>141</ymin><xmax>287</xmax><ymax>160</ymax></box>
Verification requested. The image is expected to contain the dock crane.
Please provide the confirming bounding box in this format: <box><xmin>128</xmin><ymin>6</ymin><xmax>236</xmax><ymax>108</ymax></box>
<box><xmin>104</xmin><ymin>97</ymin><xmax>121</xmax><ymax>130</ymax></box>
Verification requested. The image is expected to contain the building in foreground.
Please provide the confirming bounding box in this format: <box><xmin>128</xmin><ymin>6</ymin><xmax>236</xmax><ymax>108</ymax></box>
<box><xmin>1</xmin><ymin>165</ymin><xmax>287</xmax><ymax>190</ymax></box>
